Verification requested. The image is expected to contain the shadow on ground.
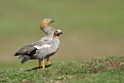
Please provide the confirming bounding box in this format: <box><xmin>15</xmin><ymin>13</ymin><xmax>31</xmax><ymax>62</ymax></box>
<box><xmin>26</xmin><ymin>64</ymin><xmax>52</xmax><ymax>71</ymax></box>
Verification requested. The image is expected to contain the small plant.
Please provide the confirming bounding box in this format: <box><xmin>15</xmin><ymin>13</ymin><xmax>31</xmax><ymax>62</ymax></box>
<box><xmin>0</xmin><ymin>56</ymin><xmax>124</xmax><ymax>83</ymax></box>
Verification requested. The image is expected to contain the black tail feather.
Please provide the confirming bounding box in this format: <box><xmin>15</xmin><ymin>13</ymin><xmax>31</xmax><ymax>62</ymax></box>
<box><xmin>14</xmin><ymin>53</ymin><xmax>19</xmax><ymax>56</ymax></box>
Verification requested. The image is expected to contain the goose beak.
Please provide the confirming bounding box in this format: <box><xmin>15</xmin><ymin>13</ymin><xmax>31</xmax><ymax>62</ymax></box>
<box><xmin>50</xmin><ymin>20</ymin><xmax>54</xmax><ymax>23</ymax></box>
<box><xmin>60</xmin><ymin>32</ymin><xmax>63</xmax><ymax>34</ymax></box>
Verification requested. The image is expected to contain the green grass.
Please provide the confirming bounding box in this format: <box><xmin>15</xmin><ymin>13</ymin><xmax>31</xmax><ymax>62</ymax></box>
<box><xmin>0</xmin><ymin>56</ymin><xmax>124</xmax><ymax>83</ymax></box>
<box><xmin>0</xmin><ymin>1</ymin><xmax>124</xmax><ymax>82</ymax></box>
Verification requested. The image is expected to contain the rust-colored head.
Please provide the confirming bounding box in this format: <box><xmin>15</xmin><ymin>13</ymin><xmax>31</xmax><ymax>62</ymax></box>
<box><xmin>40</xmin><ymin>18</ymin><xmax>54</xmax><ymax>30</ymax></box>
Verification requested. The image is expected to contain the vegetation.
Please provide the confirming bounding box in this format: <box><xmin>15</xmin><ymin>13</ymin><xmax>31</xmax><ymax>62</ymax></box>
<box><xmin>0</xmin><ymin>0</ymin><xmax>124</xmax><ymax>83</ymax></box>
<box><xmin>0</xmin><ymin>56</ymin><xmax>124</xmax><ymax>83</ymax></box>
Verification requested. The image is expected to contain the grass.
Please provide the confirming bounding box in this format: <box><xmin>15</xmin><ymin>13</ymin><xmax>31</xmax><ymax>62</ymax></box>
<box><xmin>0</xmin><ymin>56</ymin><xmax>124</xmax><ymax>83</ymax></box>
<box><xmin>0</xmin><ymin>0</ymin><xmax>124</xmax><ymax>82</ymax></box>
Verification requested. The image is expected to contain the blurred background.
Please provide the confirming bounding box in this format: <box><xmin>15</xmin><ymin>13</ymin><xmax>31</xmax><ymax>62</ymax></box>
<box><xmin>0</xmin><ymin>0</ymin><xmax>124</xmax><ymax>68</ymax></box>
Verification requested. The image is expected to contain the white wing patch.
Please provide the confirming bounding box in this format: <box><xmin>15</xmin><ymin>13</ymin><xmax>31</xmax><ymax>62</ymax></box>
<box><xmin>34</xmin><ymin>44</ymin><xmax>51</xmax><ymax>49</ymax></box>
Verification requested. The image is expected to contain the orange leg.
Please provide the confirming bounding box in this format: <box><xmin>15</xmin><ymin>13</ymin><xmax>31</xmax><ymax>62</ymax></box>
<box><xmin>38</xmin><ymin>60</ymin><xmax>41</xmax><ymax>68</ymax></box>
<box><xmin>47</xmin><ymin>58</ymin><xmax>51</xmax><ymax>65</ymax></box>
<box><xmin>41</xmin><ymin>59</ymin><xmax>45</xmax><ymax>69</ymax></box>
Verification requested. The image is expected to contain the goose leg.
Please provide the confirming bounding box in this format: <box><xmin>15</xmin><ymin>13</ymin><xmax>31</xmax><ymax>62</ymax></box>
<box><xmin>47</xmin><ymin>58</ymin><xmax>51</xmax><ymax>65</ymax></box>
<box><xmin>38</xmin><ymin>60</ymin><xmax>41</xmax><ymax>68</ymax></box>
<box><xmin>41</xmin><ymin>59</ymin><xmax>45</xmax><ymax>69</ymax></box>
